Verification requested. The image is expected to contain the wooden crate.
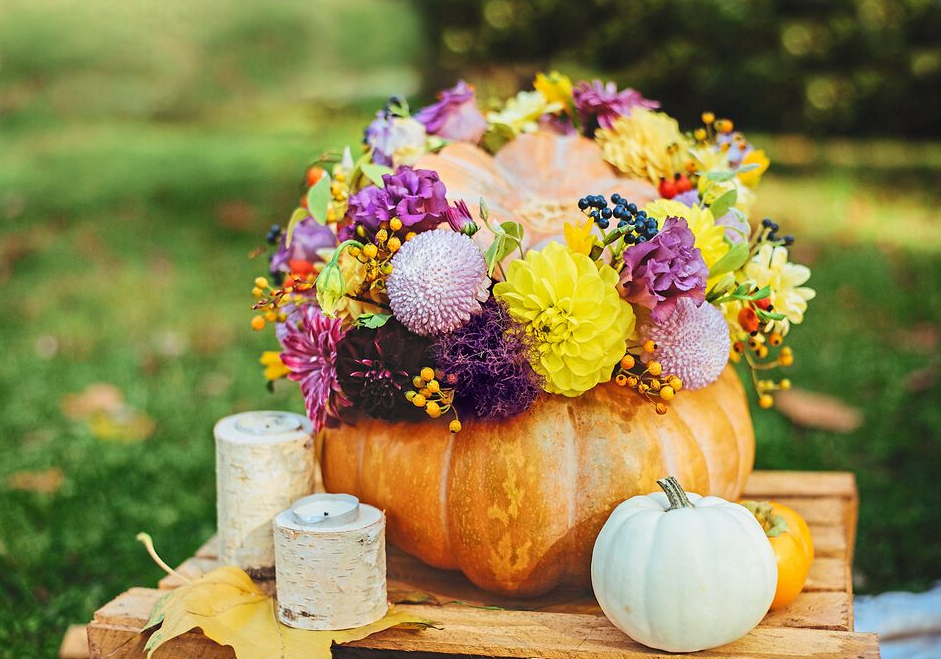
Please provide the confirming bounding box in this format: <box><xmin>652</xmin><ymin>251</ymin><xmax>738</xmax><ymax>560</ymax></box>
<box><xmin>87</xmin><ymin>471</ymin><xmax>880</xmax><ymax>658</ymax></box>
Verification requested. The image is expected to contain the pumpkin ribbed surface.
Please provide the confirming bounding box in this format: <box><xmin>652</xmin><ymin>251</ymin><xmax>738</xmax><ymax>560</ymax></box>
<box><xmin>321</xmin><ymin>366</ymin><xmax>754</xmax><ymax>596</ymax></box>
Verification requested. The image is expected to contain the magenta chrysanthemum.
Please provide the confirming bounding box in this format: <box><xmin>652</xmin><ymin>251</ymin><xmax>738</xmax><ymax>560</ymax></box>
<box><xmin>387</xmin><ymin>229</ymin><xmax>490</xmax><ymax>336</ymax></box>
<box><xmin>279</xmin><ymin>305</ymin><xmax>349</xmax><ymax>431</ymax></box>
<box><xmin>640</xmin><ymin>298</ymin><xmax>731</xmax><ymax>390</ymax></box>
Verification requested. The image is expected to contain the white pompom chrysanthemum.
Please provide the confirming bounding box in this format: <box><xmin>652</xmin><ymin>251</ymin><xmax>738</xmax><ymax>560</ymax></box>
<box><xmin>387</xmin><ymin>229</ymin><xmax>490</xmax><ymax>336</ymax></box>
<box><xmin>640</xmin><ymin>298</ymin><xmax>731</xmax><ymax>390</ymax></box>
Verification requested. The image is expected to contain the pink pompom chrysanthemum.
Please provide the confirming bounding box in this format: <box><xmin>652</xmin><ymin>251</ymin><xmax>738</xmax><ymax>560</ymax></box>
<box><xmin>279</xmin><ymin>305</ymin><xmax>349</xmax><ymax>431</ymax></box>
<box><xmin>640</xmin><ymin>298</ymin><xmax>731</xmax><ymax>390</ymax></box>
<box><xmin>387</xmin><ymin>229</ymin><xmax>490</xmax><ymax>336</ymax></box>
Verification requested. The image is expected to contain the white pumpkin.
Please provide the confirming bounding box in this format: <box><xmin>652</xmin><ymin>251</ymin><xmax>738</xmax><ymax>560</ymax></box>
<box><xmin>591</xmin><ymin>476</ymin><xmax>777</xmax><ymax>652</ymax></box>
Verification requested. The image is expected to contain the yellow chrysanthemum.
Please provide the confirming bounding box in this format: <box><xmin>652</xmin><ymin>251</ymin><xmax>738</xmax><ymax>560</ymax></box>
<box><xmin>596</xmin><ymin>109</ymin><xmax>688</xmax><ymax>185</ymax></box>
<box><xmin>737</xmin><ymin>148</ymin><xmax>770</xmax><ymax>188</ymax></box>
<box><xmin>487</xmin><ymin>90</ymin><xmax>563</xmax><ymax>136</ymax></box>
<box><xmin>643</xmin><ymin>199</ymin><xmax>730</xmax><ymax>272</ymax></box>
<box><xmin>563</xmin><ymin>217</ymin><xmax>594</xmax><ymax>256</ymax></box>
<box><xmin>533</xmin><ymin>71</ymin><xmax>573</xmax><ymax>107</ymax></box>
<box><xmin>494</xmin><ymin>242</ymin><xmax>634</xmax><ymax>396</ymax></box>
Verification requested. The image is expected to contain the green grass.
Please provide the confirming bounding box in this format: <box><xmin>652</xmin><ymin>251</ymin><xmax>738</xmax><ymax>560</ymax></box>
<box><xmin>1</xmin><ymin>2</ymin><xmax>941</xmax><ymax>656</ymax></box>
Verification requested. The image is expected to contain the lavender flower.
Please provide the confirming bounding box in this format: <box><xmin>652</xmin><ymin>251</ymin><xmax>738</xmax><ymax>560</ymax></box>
<box><xmin>618</xmin><ymin>217</ymin><xmax>708</xmax><ymax>322</ymax></box>
<box><xmin>269</xmin><ymin>216</ymin><xmax>337</xmax><ymax>275</ymax></box>
<box><xmin>573</xmin><ymin>80</ymin><xmax>659</xmax><ymax>133</ymax></box>
<box><xmin>414</xmin><ymin>80</ymin><xmax>487</xmax><ymax>144</ymax></box>
<box><xmin>279</xmin><ymin>305</ymin><xmax>349</xmax><ymax>432</ymax></box>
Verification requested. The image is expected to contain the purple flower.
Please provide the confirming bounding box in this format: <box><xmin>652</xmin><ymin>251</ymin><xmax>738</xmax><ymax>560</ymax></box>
<box><xmin>673</xmin><ymin>189</ymin><xmax>749</xmax><ymax>244</ymax></box>
<box><xmin>279</xmin><ymin>305</ymin><xmax>349</xmax><ymax>432</ymax></box>
<box><xmin>618</xmin><ymin>217</ymin><xmax>708</xmax><ymax>322</ymax></box>
<box><xmin>343</xmin><ymin>166</ymin><xmax>449</xmax><ymax>240</ymax></box>
<box><xmin>573</xmin><ymin>80</ymin><xmax>659</xmax><ymax>133</ymax></box>
<box><xmin>446</xmin><ymin>199</ymin><xmax>478</xmax><ymax>234</ymax></box>
<box><xmin>364</xmin><ymin>112</ymin><xmax>426</xmax><ymax>166</ymax></box>
<box><xmin>672</xmin><ymin>189</ymin><xmax>701</xmax><ymax>208</ymax></box>
<box><xmin>414</xmin><ymin>80</ymin><xmax>487</xmax><ymax>144</ymax></box>
<box><xmin>537</xmin><ymin>112</ymin><xmax>577</xmax><ymax>135</ymax></box>
<box><xmin>269</xmin><ymin>216</ymin><xmax>337</xmax><ymax>275</ymax></box>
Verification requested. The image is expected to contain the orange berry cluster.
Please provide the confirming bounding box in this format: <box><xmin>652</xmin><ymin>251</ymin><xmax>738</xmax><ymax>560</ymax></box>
<box><xmin>249</xmin><ymin>275</ymin><xmax>315</xmax><ymax>331</ymax></box>
<box><xmin>731</xmin><ymin>334</ymin><xmax>795</xmax><ymax>409</ymax></box>
<box><xmin>350</xmin><ymin>217</ymin><xmax>413</xmax><ymax>293</ymax></box>
<box><xmin>613</xmin><ymin>342</ymin><xmax>684</xmax><ymax>415</ymax></box>
<box><xmin>405</xmin><ymin>366</ymin><xmax>462</xmax><ymax>433</ymax></box>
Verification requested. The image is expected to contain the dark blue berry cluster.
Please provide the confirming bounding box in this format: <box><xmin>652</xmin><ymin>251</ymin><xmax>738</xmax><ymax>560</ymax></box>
<box><xmin>577</xmin><ymin>193</ymin><xmax>659</xmax><ymax>245</ymax></box>
<box><xmin>761</xmin><ymin>218</ymin><xmax>794</xmax><ymax>246</ymax></box>
<box><xmin>266</xmin><ymin>224</ymin><xmax>282</xmax><ymax>245</ymax></box>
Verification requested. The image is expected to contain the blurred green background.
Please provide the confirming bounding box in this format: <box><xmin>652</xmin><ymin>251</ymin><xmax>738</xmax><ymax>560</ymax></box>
<box><xmin>1</xmin><ymin>0</ymin><xmax>939</xmax><ymax>655</ymax></box>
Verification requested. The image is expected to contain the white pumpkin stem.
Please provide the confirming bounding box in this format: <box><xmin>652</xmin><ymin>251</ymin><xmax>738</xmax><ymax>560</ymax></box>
<box><xmin>657</xmin><ymin>476</ymin><xmax>694</xmax><ymax>510</ymax></box>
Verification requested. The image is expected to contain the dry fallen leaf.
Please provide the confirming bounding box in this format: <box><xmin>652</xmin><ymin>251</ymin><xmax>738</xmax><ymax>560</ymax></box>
<box><xmin>6</xmin><ymin>467</ymin><xmax>64</xmax><ymax>494</ymax></box>
<box><xmin>61</xmin><ymin>383</ymin><xmax>155</xmax><ymax>442</ymax></box>
<box><xmin>144</xmin><ymin>566</ymin><xmax>435</xmax><ymax>659</ymax></box>
<box><xmin>775</xmin><ymin>388</ymin><xmax>863</xmax><ymax>433</ymax></box>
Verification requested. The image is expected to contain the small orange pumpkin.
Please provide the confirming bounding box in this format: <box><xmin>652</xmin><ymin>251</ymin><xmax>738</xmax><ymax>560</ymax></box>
<box><xmin>742</xmin><ymin>500</ymin><xmax>814</xmax><ymax>609</ymax></box>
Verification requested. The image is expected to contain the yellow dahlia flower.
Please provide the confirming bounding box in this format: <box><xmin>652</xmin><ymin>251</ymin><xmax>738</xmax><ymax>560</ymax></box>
<box><xmin>494</xmin><ymin>242</ymin><xmax>634</xmax><ymax>396</ymax></box>
<box><xmin>533</xmin><ymin>71</ymin><xmax>573</xmax><ymax>107</ymax></box>
<box><xmin>597</xmin><ymin>109</ymin><xmax>688</xmax><ymax>185</ymax></box>
<box><xmin>643</xmin><ymin>199</ymin><xmax>730</xmax><ymax>272</ymax></box>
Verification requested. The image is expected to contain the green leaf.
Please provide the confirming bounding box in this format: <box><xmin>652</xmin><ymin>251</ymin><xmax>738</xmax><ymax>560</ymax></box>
<box><xmin>733</xmin><ymin>283</ymin><xmax>749</xmax><ymax>297</ymax></box>
<box><xmin>737</xmin><ymin>162</ymin><xmax>760</xmax><ymax>173</ymax></box>
<box><xmin>484</xmin><ymin>221</ymin><xmax>524</xmax><ymax>276</ymax></box>
<box><xmin>284</xmin><ymin>207</ymin><xmax>310</xmax><ymax>247</ymax></box>
<box><xmin>708</xmin><ymin>188</ymin><xmax>738</xmax><ymax>219</ymax></box>
<box><xmin>306</xmin><ymin>173</ymin><xmax>332</xmax><ymax>225</ymax></box>
<box><xmin>757</xmin><ymin>309</ymin><xmax>787</xmax><ymax>321</ymax></box>
<box><xmin>708</xmin><ymin>241</ymin><xmax>750</xmax><ymax>278</ymax></box>
<box><xmin>361</xmin><ymin>163</ymin><xmax>394</xmax><ymax>187</ymax></box>
<box><xmin>748</xmin><ymin>285</ymin><xmax>771</xmax><ymax>300</ymax></box>
<box><xmin>357</xmin><ymin>313</ymin><xmax>392</xmax><ymax>329</ymax></box>
<box><xmin>706</xmin><ymin>170</ymin><xmax>736</xmax><ymax>182</ymax></box>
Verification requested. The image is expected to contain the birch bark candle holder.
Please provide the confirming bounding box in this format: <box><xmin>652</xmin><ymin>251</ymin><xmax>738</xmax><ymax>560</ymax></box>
<box><xmin>214</xmin><ymin>411</ymin><xmax>315</xmax><ymax>579</ymax></box>
<box><xmin>273</xmin><ymin>493</ymin><xmax>388</xmax><ymax>630</ymax></box>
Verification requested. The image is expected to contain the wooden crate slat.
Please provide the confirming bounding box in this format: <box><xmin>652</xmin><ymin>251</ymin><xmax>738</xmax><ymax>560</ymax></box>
<box><xmin>743</xmin><ymin>472</ymin><xmax>856</xmax><ymax>499</ymax></box>
<box><xmin>805</xmin><ymin>557</ymin><xmax>850</xmax><ymax>592</ymax></box>
<box><xmin>89</xmin><ymin>587</ymin><xmax>877</xmax><ymax>659</ymax></box>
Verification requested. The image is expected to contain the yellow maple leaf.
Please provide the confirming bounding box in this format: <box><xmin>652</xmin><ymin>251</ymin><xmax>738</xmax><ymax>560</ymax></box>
<box><xmin>143</xmin><ymin>565</ymin><xmax>434</xmax><ymax>659</ymax></box>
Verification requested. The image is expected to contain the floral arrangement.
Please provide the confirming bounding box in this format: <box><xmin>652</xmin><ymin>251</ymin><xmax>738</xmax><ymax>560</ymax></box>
<box><xmin>249</xmin><ymin>72</ymin><xmax>815</xmax><ymax>434</ymax></box>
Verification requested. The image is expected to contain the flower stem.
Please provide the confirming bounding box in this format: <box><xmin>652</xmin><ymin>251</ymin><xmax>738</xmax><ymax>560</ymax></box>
<box><xmin>136</xmin><ymin>532</ymin><xmax>190</xmax><ymax>583</ymax></box>
<box><xmin>657</xmin><ymin>476</ymin><xmax>695</xmax><ymax>510</ymax></box>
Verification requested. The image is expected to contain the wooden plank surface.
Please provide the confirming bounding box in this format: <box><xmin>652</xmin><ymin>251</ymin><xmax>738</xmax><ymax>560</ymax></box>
<box><xmin>88</xmin><ymin>587</ymin><xmax>879</xmax><ymax>659</ymax></box>
<box><xmin>89</xmin><ymin>471</ymin><xmax>875</xmax><ymax>658</ymax></box>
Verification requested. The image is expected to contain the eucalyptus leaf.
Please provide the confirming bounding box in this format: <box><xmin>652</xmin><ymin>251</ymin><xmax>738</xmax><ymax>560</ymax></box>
<box><xmin>708</xmin><ymin>241</ymin><xmax>750</xmax><ymax>278</ymax></box>
<box><xmin>306</xmin><ymin>173</ymin><xmax>332</xmax><ymax>225</ymax></box>
<box><xmin>706</xmin><ymin>170</ymin><xmax>736</xmax><ymax>182</ymax></box>
<box><xmin>708</xmin><ymin>188</ymin><xmax>738</xmax><ymax>219</ymax></box>
<box><xmin>284</xmin><ymin>207</ymin><xmax>310</xmax><ymax>247</ymax></box>
<box><xmin>484</xmin><ymin>221</ymin><xmax>525</xmax><ymax>276</ymax></box>
<box><xmin>361</xmin><ymin>163</ymin><xmax>393</xmax><ymax>187</ymax></box>
<box><xmin>357</xmin><ymin>313</ymin><xmax>392</xmax><ymax>329</ymax></box>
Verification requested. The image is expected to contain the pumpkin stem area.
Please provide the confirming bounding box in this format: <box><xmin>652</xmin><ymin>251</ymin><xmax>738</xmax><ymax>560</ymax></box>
<box><xmin>657</xmin><ymin>476</ymin><xmax>695</xmax><ymax>510</ymax></box>
<box><xmin>742</xmin><ymin>500</ymin><xmax>789</xmax><ymax>537</ymax></box>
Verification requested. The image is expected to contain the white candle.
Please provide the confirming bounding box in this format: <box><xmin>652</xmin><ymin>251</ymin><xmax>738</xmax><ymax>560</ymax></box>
<box><xmin>273</xmin><ymin>494</ymin><xmax>388</xmax><ymax>630</ymax></box>
<box><xmin>215</xmin><ymin>411</ymin><xmax>315</xmax><ymax>578</ymax></box>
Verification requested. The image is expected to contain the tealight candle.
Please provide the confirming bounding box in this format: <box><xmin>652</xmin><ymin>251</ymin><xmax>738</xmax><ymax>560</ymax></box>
<box><xmin>214</xmin><ymin>411</ymin><xmax>315</xmax><ymax>579</ymax></box>
<box><xmin>273</xmin><ymin>493</ymin><xmax>388</xmax><ymax>631</ymax></box>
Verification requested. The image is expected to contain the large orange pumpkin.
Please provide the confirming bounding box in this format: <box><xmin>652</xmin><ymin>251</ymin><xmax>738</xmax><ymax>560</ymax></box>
<box><xmin>321</xmin><ymin>366</ymin><xmax>754</xmax><ymax>596</ymax></box>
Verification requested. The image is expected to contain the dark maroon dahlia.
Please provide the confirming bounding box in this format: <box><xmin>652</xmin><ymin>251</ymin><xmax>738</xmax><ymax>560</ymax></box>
<box><xmin>336</xmin><ymin>319</ymin><xmax>432</xmax><ymax>421</ymax></box>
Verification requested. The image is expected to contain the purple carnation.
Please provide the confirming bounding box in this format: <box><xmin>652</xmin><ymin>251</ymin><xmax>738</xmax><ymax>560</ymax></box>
<box><xmin>279</xmin><ymin>305</ymin><xmax>349</xmax><ymax>432</ymax></box>
<box><xmin>269</xmin><ymin>216</ymin><xmax>337</xmax><ymax>276</ymax></box>
<box><xmin>414</xmin><ymin>80</ymin><xmax>487</xmax><ymax>144</ymax></box>
<box><xmin>342</xmin><ymin>166</ymin><xmax>448</xmax><ymax>240</ymax></box>
<box><xmin>432</xmin><ymin>299</ymin><xmax>542</xmax><ymax>420</ymax></box>
<box><xmin>618</xmin><ymin>217</ymin><xmax>708</xmax><ymax>322</ymax></box>
<box><xmin>573</xmin><ymin>80</ymin><xmax>659</xmax><ymax>133</ymax></box>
